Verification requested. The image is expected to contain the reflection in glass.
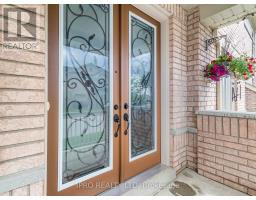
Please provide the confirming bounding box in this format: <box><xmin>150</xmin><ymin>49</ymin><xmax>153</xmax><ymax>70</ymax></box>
<box><xmin>130</xmin><ymin>15</ymin><xmax>155</xmax><ymax>159</ymax></box>
<box><xmin>61</xmin><ymin>4</ymin><xmax>110</xmax><ymax>184</ymax></box>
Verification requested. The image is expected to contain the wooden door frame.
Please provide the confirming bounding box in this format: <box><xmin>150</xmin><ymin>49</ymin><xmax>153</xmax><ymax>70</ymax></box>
<box><xmin>120</xmin><ymin>4</ymin><xmax>161</xmax><ymax>181</ymax></box>
<box><xmin>132</xmin><ymin>4</ymin><xmax>171</xmax><ymax>167</ymax></box>
<box><xmin>46</xmin><ymin>3</ymin><xmax>171</xmax><ymax>195</ymax></box>
<box><xmin>47</xmin><ymin>4</ymin><xmax>120</xmax><ymax>195</ymax></box>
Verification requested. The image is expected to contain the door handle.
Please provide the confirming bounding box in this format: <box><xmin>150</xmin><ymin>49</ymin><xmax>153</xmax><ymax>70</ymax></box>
<box><xmin>124</xmin><ymin>103</ymin><xmax>129</xmax><ymax>110</ymax></box>
<box><xmin>113</xmin><ymin>114</ymin><xmax>120</xmax><ymax>137</ymax></box>
<box><xmin>123</xmin><ymin>113</ymin><xmax>129</xmax><ymax>135</ymax></box>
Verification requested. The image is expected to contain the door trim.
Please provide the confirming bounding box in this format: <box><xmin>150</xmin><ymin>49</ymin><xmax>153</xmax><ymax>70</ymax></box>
<box><xmin>120</xmin><ymin>4</ymin><xmax>161</xmax><ymax>181</ymax></box>
<box><xmin>47</xmin><ymin>4</ymin><xmax>120</xmax><ymax>195</ymax></box>
<box><xmin>57</xmin><ymin>5</ymin><xmax>114</xmax><ymax>191</ymax></box>
<box><xmin>128</xmin><ymin>11</ymin><xmax>158</xmax><ymax>162</ymax></box>
<box><xmin>46</xmin><ymin>4</ymin><xmax>171</xmax><ymax>195</ymax></box>
<box><xmin>133</xmin><ymin>5</ymin><xmax>171</xmax><ymax>166</ymax></box>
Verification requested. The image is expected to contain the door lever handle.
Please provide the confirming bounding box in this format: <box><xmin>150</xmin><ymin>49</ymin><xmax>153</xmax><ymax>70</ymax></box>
<box><xmin>113</xmin><ymin>114</ymin><xmax>120</xmax><ymax>137</ymax></box>
<box><xmin>123</xmin><ymin>113</ymin><xmax>129</xmax><ymax>135</ymax></box>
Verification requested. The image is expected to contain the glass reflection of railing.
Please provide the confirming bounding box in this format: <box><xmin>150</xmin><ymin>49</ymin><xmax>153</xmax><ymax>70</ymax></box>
<box><xmin>65</xmin><ymin>110</ymin><xmax>107</xmax><ymax>148</ymax></box>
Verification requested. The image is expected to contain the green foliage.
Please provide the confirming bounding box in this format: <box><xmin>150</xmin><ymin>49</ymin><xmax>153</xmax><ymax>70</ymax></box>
<box><xmin>229</xmin><ymin>57</ymin><xmax>250</xmax><ymax>80</ymax></box>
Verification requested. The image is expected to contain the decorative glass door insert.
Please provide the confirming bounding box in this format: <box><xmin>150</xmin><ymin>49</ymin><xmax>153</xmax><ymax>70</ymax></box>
<box><xmin>129</xmin><ymin>13</ymin><xmax>157</xmax><ymax>161</ymax></box>
<box><xmin>59</xmin><ymin>4</ymin><xmax>113</xmax><ymax>190</ymax></box>
<box><xmin>48</xmin><ymin>4</ymin><xmax>160</xmax><ymax>194</ymax></box>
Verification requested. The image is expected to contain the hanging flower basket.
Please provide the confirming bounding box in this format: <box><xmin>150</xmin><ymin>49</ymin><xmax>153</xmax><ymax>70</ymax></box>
<box><xmin>204</xmin><ymin>52</ymin><xmax>256</xmax><ymax>82</ymax></box>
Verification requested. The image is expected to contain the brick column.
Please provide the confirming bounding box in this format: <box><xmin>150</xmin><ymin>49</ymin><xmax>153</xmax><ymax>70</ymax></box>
<box><xmin>160</xmin><ymin>5</ymin><xmax>217</xmax><ymax>173</ymax></box>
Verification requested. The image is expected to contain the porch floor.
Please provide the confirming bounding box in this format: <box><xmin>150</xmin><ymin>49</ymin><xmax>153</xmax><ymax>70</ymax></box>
<box><xmin>125</xmin><ymin>168</ymin><xmax>248</xmax><ymax>196</ymax></box>
<box><xmin>156</xmin><ymin>168</ymin><xmax>248</xmax><ymax>196</ymax></box>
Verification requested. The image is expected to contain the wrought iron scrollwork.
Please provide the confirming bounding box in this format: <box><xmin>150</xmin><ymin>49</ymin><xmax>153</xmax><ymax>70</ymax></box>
<box><xmin>130</xmin><ymin>16</ymin><xmax>155</xmax><ymax>157</ymax></box>
<box><xmin>62</xmin><ymin>4</ymin><xmax>110</xmax><ymax>183</ymax></box>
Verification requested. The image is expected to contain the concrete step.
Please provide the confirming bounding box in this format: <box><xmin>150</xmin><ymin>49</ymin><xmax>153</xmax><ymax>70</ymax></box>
<box><xmin>101</xmin><ymin>164</ymin><xmax>176</xmax><ymax>196</ymax></box>
<box><xmin>122</xmin><ymin>166</ymin><xmax>176</xmax><ymax>196</ymax></box>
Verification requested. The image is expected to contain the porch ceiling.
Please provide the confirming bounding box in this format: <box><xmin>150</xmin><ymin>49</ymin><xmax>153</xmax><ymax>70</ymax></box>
<box><xmin>199</xmin><ymin>4</ymin><xmax>256</xmax><ymax>30</ymax></box>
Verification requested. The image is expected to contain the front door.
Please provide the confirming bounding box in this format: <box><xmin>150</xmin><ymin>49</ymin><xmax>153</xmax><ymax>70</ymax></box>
<box><xmin>120</xmin><ymin>5</ymin><xmax>161</xmax><ymax>181</ymax></box>
<box><xmin>47</xmin><ymin>4</ymin><xmax>160</xmax><ymax>195</ymax></box>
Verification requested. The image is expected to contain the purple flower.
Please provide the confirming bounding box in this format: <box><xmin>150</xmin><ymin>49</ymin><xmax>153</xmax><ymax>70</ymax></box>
<box><xmin>208</xmin><ymin>64</ymin><xmax>228</xmax><ymax>81</ymax></box>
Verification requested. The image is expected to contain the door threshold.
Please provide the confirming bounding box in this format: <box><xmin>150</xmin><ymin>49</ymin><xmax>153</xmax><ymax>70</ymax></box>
<box><xmin>100</xmin><ymin>164</ymin><xmax>176</xmax><ymax>196</ymax></box>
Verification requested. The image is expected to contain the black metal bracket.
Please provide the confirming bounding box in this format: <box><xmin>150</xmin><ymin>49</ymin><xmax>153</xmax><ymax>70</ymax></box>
<box><xmin>205</xmin><ymin>35</ymin><xmax>227</xmax><ymax>51</ymax></box>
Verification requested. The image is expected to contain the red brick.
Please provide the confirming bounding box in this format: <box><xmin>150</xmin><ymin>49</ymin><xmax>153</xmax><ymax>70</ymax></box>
<box><xmin>203</xmin><ymin>116</ymin><xmax>209</xmax><ymax>132</ymax></box>
<box><xmin>248</xmin><ymin>146</ymin><xmax>256</xmax><ymax>154</ymax></box>
<box><xmin>239</xmin><ymin>165</ymin><xmax>256</xmax><ymax>176</ymax></box>
<box><xmin>224</xmin><ymin>166</ymin><xmax>248</xmax><ymax>179</ymax></box>
<box><xmin>198</xmin><ymin>147</ymin><xmax>203</xmax><ymax>153</ymax></box>
<box><xmin>239</xmin><ymin>119</ymin><xmax>248</xmax><ymax>138</ymax></box>
<box><xmin>231</xmin><ymin>118</ymin><xmax>239</xmax><ymax>137</ymax></box>
<box><xmin>204</xmin><ymin>160</ymin><xmax>223</xmax><ymax>171</ymax></box>
<box><xmin>249</xmin><ymin>175</ymin><xmax>256</xmax><ymax>183</ymax></box>
<box><xmin>239</xmin><ymin>178</ymin><xmax>256</xmax><ymax>190</ymax></box>
<box><xmin>248</xmin><ymin>188</ymin><xmax>256</xmax><ymax>195</ymax></box>
<box><xmin>224</xmin><ymin>180</ymin><xmax>248</xmax><ymax>193</ymax></box>
<box><xmin>216</xmin><ymin>117</ymin><xmax>223</xmax><ymax>134</ymax></box>
<box><xmin>216</xmin><ymin>134</ymin><xmax>238</xmax><ymax>143</ymax></box>
<box><xmin>239</xmin><ymin>138</ymin><xmax>256</xmax><ymax>147</ymax></box>
<box><xmin>217</xmin><ymin>170</ymin><xmax>238</xmax><ymax>183</ymax></box>
<box><xmin>204</xmin><ymin>149</ymin><xmax>223</xmax><ymax>158</ymax></box>
<box><xmin>223</xmin><ymin>117</ymin><xmax>231</xmax><ymax>136</ymax></box>
<box><xmin>203</xmin><ymin>171</ymin><xmax>223</xmax><ymax>183</ymax></box>
<box><xmin>216</xmin><ymin>146</ymin><xmax>238</xmax><ymax>156</ymax></box>
<box><xmin>209</xmin><ymin>116</ymin><xmax>215</xmax><ymax>133</ymax></box>
<box><xmin>223</xmin><ymin>154</ymin><xmax>247</xmax><ymax>165</ymax></box>
<box><xmin>248</xmin><ymin>119</ymin><xmax>256</xmax><ymax>140</ymax></box>
<box><xmin>198</xmin><ymin>163</ymin><xmax>216</xmax><ymax>174</ymax></box>
<box><xmin>198</xmin><ymin>152</ymin><xmax>215</xmax><ymax>162</ymax></box>
<box><xmin>197</xmin><ymin>115</ymin><xmax>203</xmax><ymax>131</ymax></box>
<box><xmin>198</xmin><ymin>141</ymin><xmax>215</xmax><ymax>150</ymax></box>
<box><xmin>198</xmin><ymin>158</ymin><xmax>204</xmax><ymax>164</ymax></box>
<box><xmin>198</xmin><ymin>135</ymin><xmax>203</xmax><ymax>142</ymax></box>
<box><xmin>216</xmin><ymin>158</ymin><xmax>238</xmax><ymax>169</ymax></box>
<box><xmin>202</xmin><ymin>132</ymin><xmax>215</xmax><ymax>139</ymax></box>
<box><xmin>197</xmin><ymin>130</ymin><xmax>203</xmax><ymax>137</ymax></box>
<box><xmin>198</xmin><ymin>169</ymin><xmax>204</xmax><ymax>175</ymax></box>
<box><xmin>223</xmin><ymin>141</ymin><xmax>247</xmax><ymax>151</ymax></box>
<box><xmin>239</xmin><ymin>151</ymin><xmax>256</xmax><ymax>161</ymax></box>
<box><xmin>248</xmin><ymin>160</ymin><xmax>256</xmax><ymax>168</ymax></box>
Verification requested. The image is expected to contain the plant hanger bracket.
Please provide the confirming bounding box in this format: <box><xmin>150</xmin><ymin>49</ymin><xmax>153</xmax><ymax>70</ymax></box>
<box><xmin>205</xmin><ymin>35</ymin><xmax>228</xmax><ymax>51</ymax></box>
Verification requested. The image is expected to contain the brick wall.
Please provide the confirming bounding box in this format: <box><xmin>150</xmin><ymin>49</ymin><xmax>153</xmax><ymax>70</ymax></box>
<box><xmin>0</xmin><ymin>4</ymin><xmax>46</xmax><ymax>195</ymax></box>
<box><xmin>160</xmin><ymin>5</ymin><xmax>217</xmax><ymax>173</ymax></box>
<box><xmin>161</xmin><ymin>4</ymin><xmax>190</xmax><ymax>173</ymax></box>
<box><xmin>245</xmin><ymin>84</ymin><xmax>256</xmax><ymax>112</ymax></box>
<box><xmin>197</xmin><ymin>111</ymin><xmax>256</xmax><ymax>195</ymax></box>
<box><xmin>186</xmin><ymin>7</ymin><xmax>217</xmax><ymax>171</ymax></box>
<box><xmin>187</xmin><ymin>8</ymin><xmax>217</xmax><ymax>128</ymax></box>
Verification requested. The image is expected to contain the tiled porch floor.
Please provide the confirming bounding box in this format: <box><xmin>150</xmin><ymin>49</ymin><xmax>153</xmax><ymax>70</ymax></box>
<box><xmin>155</xmin><ymin>168</ymin><xmax>247</xmax><ymax>196</ymax></box>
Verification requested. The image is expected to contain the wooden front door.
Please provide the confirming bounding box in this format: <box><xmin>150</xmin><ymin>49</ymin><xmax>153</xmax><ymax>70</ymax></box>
<box><xmin>120</xmin><ymin>5</ymin><xmax>161</xmax><ymax>181</ymax></box>
<box><xmin>47</xmin><ymin>4</ymin><xmax>160</xmax><ymax>196</ymax></box>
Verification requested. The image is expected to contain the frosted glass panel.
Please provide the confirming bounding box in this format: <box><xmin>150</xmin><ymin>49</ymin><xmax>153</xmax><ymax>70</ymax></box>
<box><xmin>60</xmin><ymin>4</ymin><xmax>111</xmax><ymax>185</ymax></box>
<box><xmin>130</xmin><ymin>15</ymin><xmax>156</xmax><ymax>159</ymax></box>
